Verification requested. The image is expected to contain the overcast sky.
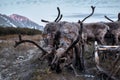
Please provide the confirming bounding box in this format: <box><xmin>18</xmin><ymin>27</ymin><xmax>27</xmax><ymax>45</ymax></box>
<box><xmin>0</xmin><ymin>0</ymin><xmax>120</xmax><ymax>26</ymax></box>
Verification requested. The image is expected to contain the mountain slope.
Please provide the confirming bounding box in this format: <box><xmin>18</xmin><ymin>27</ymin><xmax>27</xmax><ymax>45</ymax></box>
<box><xmin>0</xmin><ymin>13</ymin><xmax>43</xmax><ymax>30</ymax></box>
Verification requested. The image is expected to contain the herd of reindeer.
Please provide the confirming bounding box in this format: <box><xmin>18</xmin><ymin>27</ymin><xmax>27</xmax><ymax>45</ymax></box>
<box><xmin>14</xmin><ymin>6</ymin><xmax>120</xmax><ymax>80</ymax></box>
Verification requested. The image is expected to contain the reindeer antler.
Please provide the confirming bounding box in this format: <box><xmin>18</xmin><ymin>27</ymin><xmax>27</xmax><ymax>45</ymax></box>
<box><xmin>14</xmin><ymin>35</ymin><xmax>48</xmax><ymax>54</ymax></box>
<box><xmin>118</xmin><ymin>13</ymin><xmax>120</xmax><ymax>21</ymax></box>
<box><xmin>104</xmin><ymin>15</ymin><xmax>114</xmax><ymax>22</ymax></box>
<box><xmin>54</xmin><ymin>7</ymin><xmax>63</xmax><ymax>22</ymax></box>
<box><xmin>41</xmin><ymin>7</ymin><xmax>62</xmax><ymax>23</ymax></box>
<box><xmin>105</xmin><ymin>13</ymin><xmax>120</xmax><ymax>22</ymax></box>
<box><xmin>82</xmin><ymin>6</ymin><xmax>95</xmax><ymax>22</ymax></box>
<box><xmin>41</xmin><ymin>19</ymin><xmax>49</xmax><ymax>23</ymax></box>
<box><xmin>56</xmin><ymin>14</ymin><xmax>63</xmax><ymax>22</ymax></box>
<box><xmin>64</xmin><ymin>35</ymin><xmax>80</xmax><ymax>54</ymax></box>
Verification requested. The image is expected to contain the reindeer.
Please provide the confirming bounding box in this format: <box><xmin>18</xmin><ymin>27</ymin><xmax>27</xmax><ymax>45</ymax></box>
<box><xmin>77</xmin><ymin>6</ymin><xmax>110</xmax><ymax>45</ymax></box>
<box><xmin>104</xmin><ymin>13</ymin><xmax>120</xmax><ymax>45</ymax></box>
<box><xmin>40</xmin><ymin>7</ymin><xmax>64</xmax><ymax>68</ymax></box>
<box><xmin>41</xmin><ymin>7</ymin><xmax>80</xmax><ymax>73</ymax></box>
<box><xmin>50</xmin><ymin>22</ymin><xmax>81</xmax><ymax>74</ymax></box>
<box><xmin>81</xmin><ymin>22</ymin><xmax>109</xmax><ymax>45</ymax></box>
<box><xmin>49</xmin><ymin>6</ymin><xmax>96</xmax><ymax>76</ymax></box>
<box><xmin>41</xmin><ymin>6</ymin><xmax>109</xmax><ymax>75</ymax></box>
<box><xmin>40</xmin><ymin>7</ymin><xmax>81</xmax><ymax>73</ymax></box>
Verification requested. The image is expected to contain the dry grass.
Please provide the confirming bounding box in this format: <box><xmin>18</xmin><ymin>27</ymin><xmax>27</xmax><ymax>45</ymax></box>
<box><xmin>0</xmin><ymin>34</ymin><xmax>43</xmax><ymax>50</ymax></box>
<box><xmin>0</xmin><ymin>34</ymin><xmax>18</xmax><ymax>40</ymax></box>
<box><xmin>0</xmin><ymin>34</ymin><xmax>42</xmax><ymax>41</ymax></box>
<box><xmin>21</xmin><ymin>34</ymin><xmax>42</xmax><ymax>41</ymax></box>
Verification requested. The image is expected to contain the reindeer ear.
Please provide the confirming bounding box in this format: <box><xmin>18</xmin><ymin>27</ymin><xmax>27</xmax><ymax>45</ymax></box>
<box><xmin>118</xmin><ymin>13</ymin><xmax>120</xmax><ymax>21</ymax></box>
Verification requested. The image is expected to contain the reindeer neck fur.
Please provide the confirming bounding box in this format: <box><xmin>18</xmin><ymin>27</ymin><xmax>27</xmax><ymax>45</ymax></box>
<box><xmin>105</xmin><ymin>22</ymin><xmax>119</xmax><ymax>30</ymax></box>
<box><xmin>60</xmin><ymin>22</ymin><xmax>79</xmax><ymax>40</ymax></box>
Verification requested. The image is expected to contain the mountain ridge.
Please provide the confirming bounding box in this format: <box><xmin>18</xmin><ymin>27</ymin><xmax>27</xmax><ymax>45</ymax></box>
<box><xmin>0</xmin><ymin>13</ymin><xmax>43</xmax><ymax>30</ymax></box>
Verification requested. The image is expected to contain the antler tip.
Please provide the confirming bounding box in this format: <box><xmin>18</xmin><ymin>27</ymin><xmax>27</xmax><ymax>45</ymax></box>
<box><xmin>41</xmin><ymin>19</ymin><xmax>49</xmax><ymax>23</ymax></box>
<box><xmin>41</xmin><ymin>19</ymin><xmax>44</xmax><ymax>22</ymax></box>
<box><xmin>104</xmin><ymin>15</ymin><xmax>107</xmax><ymax>18</ymax></box>
<box><xmin>57</xmin><ymin>7</ymin><xmax>59</xmax><ymax>9</ymax></box>
<box><xmin>91</xmin><ymin>6</ymin><xmax>95</xmax><ymax>9</ymax></box>
<box><xmin>57</xmin><ymin>7</ymin><xmax>60</xmax><ymax>12</ymax></box>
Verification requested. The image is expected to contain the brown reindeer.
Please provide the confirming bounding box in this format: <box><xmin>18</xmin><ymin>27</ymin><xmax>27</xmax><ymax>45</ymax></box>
<box><xmin>41</xmin><ymin>7</ymin><xmax>82</xmax><ymax>73</ymax></box>
<box><xmin>42</xmin><ymin>6</ymin><xmax>109</xmax><ymax>75</ymax></box>
<box><xmin>104</xmin><ymin>13</ymin><xmax>120</xmax><ymax>45</ymax></box>
<box><xmin>50</xmin><ymin>6</ymin><xmax>96</xmax><ymax>76</ymax></box>
<box><xmin>82</xmin><ymin>22</ymin><xmax>110</xmax><ymax>44</ymax></box>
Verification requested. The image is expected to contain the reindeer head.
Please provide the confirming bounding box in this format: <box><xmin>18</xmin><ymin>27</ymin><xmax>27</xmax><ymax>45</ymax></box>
<box><xmin>41</xmin><ymin>7</ymin><xmax>63</xmax><ymax>51</ymax></box>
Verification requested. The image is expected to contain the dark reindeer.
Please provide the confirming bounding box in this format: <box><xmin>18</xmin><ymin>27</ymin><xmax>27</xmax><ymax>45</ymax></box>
<box><xmin>41</xmin><ymin>7</ymin><xmax>108</xmax><ymax>75</ymax></box>
<box><xmin>49</xmin><ymin>6</ymin><xmax>96</xmax><ymax>76</ymax></box>
<box><xmin>104</xmin><ymin>13</ymin><xmax>120</xmax><ymax>45</ymax></box>
<box><xmin>82</xmin><ymin>22</ymin><xmax>109</xmax><ymax>44</ymax></box>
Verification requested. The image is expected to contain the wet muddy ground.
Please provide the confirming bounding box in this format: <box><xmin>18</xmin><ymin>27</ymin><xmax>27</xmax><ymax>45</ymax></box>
<box><xmin>0</xmin><ymin>35</ymin><xmax>120</xmax><ymax>80</ymax></box>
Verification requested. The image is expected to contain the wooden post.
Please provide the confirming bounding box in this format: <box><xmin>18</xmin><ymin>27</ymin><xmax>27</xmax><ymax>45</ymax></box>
<box><xmin>94</xmin><ymin>41</ymin><xmax>120</xmax><ymax>80</ymax></box>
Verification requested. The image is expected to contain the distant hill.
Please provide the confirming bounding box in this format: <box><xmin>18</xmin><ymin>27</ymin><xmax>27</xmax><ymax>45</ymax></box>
<box><xmin>0</xmin><ymin>13</ymin><xmax>43</xmax><ymax>30</ymax></box>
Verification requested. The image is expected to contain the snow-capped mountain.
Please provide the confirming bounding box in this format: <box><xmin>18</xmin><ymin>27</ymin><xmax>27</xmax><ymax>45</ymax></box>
<box><xmin>0</xmin><ymin>13</ymin><xmax>43</xmax><ymax>30</ymax></box>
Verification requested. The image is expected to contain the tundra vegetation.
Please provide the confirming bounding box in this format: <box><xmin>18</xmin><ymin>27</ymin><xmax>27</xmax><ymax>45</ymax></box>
<box><xmin>0</xmin><ymin>26</ymin><xmax>42</xmax><ymax>36</ymax></box>
<box><xmin>0</xmin><ymin>6</ymin><xmax>120</xmax><ymax>80</ymax></box>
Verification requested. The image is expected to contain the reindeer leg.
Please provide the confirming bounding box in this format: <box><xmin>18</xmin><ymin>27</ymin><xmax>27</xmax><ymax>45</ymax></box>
<box><xmin>115</xmin><ymin>35</ymin><xmax>119</xmax><ymax>45</ymax></box>
<box><xmin>70</xmin><ymin>64</ymin><xmax>80</xmax><ymax>77</ymax></box>
<box><xmin>100</xmin><ymin>37</ymin><xmax>105</xmax><ymax>45</ymax></box>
